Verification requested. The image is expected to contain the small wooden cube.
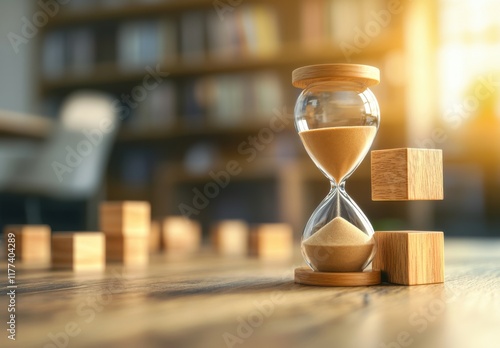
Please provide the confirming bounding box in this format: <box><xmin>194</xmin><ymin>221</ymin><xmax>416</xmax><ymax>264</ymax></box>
<box><xmin>249</xmin><ymin>223</ymin><xmax>293</xmax><ymax>259</ymax></box>
<box><xmin>373</xmin><ymin>231</ymin><xmax>444</xmax><ymax>285</ymax></box>
<box><xmin>100</xmin><ymin>201</ymin><xmax>151</xmax><ymax>236</ymax></box>
<box><xmin>149</xmin><ymin>220</ymin><xmax>161</xmax><ymax>253</ymax></box>
<box><xmin>211</xmin><ymin>220</ymin><xmax>249</xmax><ymax>256</ymax></box>
<box><xmin>371</xmin><ymin>148</ymin><xmax>443</xmax><ymax>201</ymax></box>
<box><xmin>4</xmin><ymin>225</ymin><xmax>51</xmax><ymax>264</ymax></box>
<box><xmin>52</xmin><ymin>232</ymin><xmax>105</xmax><ymax>271</ymax></box>
<box><xmin>161</xmin><ymin>217</ymin><xmax>201</xmax><ymax>254</ymax></box>
<box><xmin>106</xmin><ymin>235</ymin><xmax>148</xmax><ymax>266</ymax></box>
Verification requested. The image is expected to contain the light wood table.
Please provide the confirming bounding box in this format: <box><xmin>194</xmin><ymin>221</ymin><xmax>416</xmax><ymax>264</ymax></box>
<box><xmin>2</xmin><ymin>238</ymin><xmax>499</xmax><ymax>348</ymax></box>
<box><xmin>0</xmin><ymin>111</ymin><xmax>53</xmax><ymax>138</ymax></box>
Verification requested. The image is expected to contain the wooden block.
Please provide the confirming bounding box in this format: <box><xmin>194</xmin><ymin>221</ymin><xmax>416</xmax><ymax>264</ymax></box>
<box><xmin>249</xmin><ymin>223</ymin><xmax>293</xmax><ymax>259</ymax></box>
<box><xmin>371</xmin><ymin>148</ymin><xmax>443</xmax><ymax>201</ymax></box>
<box><xmin>106</xmin><ymin>235</ymin><xmax>148</xmax><ymax>266</ymax></box>
<box><xmin>161</xmin><ymin>217</ymin><xmax>201</xmax><ymax>254</ymax></box>
<box><xmin>52</xmin><ymin>232</ymin><xmax>105</xmax><ymax>271</ymax></box>
<box><xmin>149</xmin><ymin>220</ymin><xmax>161</xmax><ymax>253</ymax></box>
<box><xmin>100</xmin><ymin>201</ymin><xmax>151</xmax><ymax>236</ymax></box>
<box><xmin>4</xmin><ymin>225</ymin><xmax>51</xmax><ymax>264</ymax></box>
<box><xmin>211</xmin><ymin>220</ymin><xmax>249</xmax><ymax>256</ymax></box>
<box><xmin>372</xmin><ymin>231</ymin><xmax>444</xmax><ymax>285</ymax></box>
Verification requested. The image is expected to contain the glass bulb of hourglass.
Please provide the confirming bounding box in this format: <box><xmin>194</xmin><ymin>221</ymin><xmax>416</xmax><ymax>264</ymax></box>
<box><xmin>294</xmin><ymin>72</ymin><xmax>380</xmax><ymax>273</ymax></box>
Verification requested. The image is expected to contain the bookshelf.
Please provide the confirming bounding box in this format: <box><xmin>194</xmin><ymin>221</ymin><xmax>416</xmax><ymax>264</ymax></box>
<box><xmin>37</xmin><ymin>0</ymin><xmax>410</xmax><ymax>234</ymax></box>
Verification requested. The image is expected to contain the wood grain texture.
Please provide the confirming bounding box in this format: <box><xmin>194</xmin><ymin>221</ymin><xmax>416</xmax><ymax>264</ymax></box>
<box><xmin>294</xmin><ymin>267</ymin><xmax>381</xmax><ymax>286</ymax></box>
<box><xmin>51</xmin><ymin>232</ymin><xmax>105</xmax><ymax>271</ymax></box>
<box><xmin>99</xmin><ymin>201</ymin><xmax>151</xmax><ymax>236</ymax></box>
<box><xmin>3</xmin><ymin>225</ymin><xmax>51</xmax><ymax>263</ymax></box>
<box><xmin>371</xmin><ymin>148</ymin><xmax>444</xmax><ymax>201</ymax></box>
<box><xmin>2</xmin><ymin>239</ymin><xmax>500</xmax><ymax>348</ymax></box>
<box><xmin>249</xmin><ymin>223</ymin><xmax>293</xmax><ymax>259</ymax></box>
<box><xmin>292</xmin><ymin>63</ymin><xmax>380</xmax><ymax>89</ymax></box>
<box><xmin>106</xmin><ymin>235</ymin><xmax>149</xmax><ymax>266</ymax></box>
<box><xmin>211</xmin><ymin>220</ymin><xmax>249</xmax><ymax>256</ymax></box>
<box><xmin>373</xmin><ymin>231</ymin><xmax>444</xmax><ymax>285</ymax></box>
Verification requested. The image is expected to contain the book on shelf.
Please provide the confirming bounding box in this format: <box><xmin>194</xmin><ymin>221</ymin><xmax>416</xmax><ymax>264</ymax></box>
<box><xmin>117</xmin><ymin>22</ymin><xmax>140</xmax><ymax>70</ymax></box>
<box><xmin>300</xmin><ymin>0</ymin><xmax>327</xmax><ymax>48</ymax></box>
<box><xmin>182</xmin><ymin>78</ymin><xmax>207</xmax><ymax>128</ymax></box>
<box><xmin>95</xmin><ymin>25</ymin><xmax>117</xmax><ymax>65</ymax></box>
<box><xmin>117</xmin><ymin>20</ymin><xmax>176</xmax><ymax>71</ymax></box>
<box><xmin>244</xmin><ymin>5</ymin><xmax>280</xmax><ymax>57</ymax></box>
<box><xmin>180</xmin><ymin>72</ymin><xmax>283</xmax><ymax>129</ymax></box>
<box><xmin>300</xmin><ymin>0</ymin><xmax>387</xmax><ymax>46</ymax></box>
<box><xmin>252</xmin><ymin>71</ymin><xmax>283</xmax><ymax>123</ymax></box>
<box><xmin>210</xmin><ymin>75</ymin><xmax>246</xmax><ymax>128</ymax></box>
<box><xmin>127</xmin><ymin>81</ymin><xmax>177</xmax><ymax>131</ymax></box>
<box><xmin>159</xmin><ymin>19</ymin><xmax>178</xmax><ymax>65</ymax></box>
<box><xmin>120</xmin><ymin>149</ymin><xmax>154</xmax><ymax>186</ymax></box>
<box><xmin>206</xmin><ymin>4</ymin><xmax>281</xmax><ymax>61</ymax></box>
<box><xmin>67</xmin><ymin>28</ymin><xmax>94</xmax><ymax>75</ymax></box>
<box><xmin>235</xmin><ymin>5</ymin><xmax>280</xmax><ymax>58</ymax></box>
<box><xmin>183</xmin><ymin>142</ymin><xmax>220</xmax><ymax>175</ymax></box>
<box><xmin>41</xmin><ymin>30</ymin><xmax>66</xmax><ymax>79</ymax></box>
<box><xmin>206</xmin><ymin>11</ymin><xmax>239</xmax><ymax>61</ymax></box>
<box><xmin>180</xmin><ymin>11</ymin><xmax>206</xmax><ymax>64</ymax></box>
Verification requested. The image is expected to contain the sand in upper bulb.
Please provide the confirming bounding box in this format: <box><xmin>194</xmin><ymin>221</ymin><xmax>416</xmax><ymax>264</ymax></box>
<box><xmin>299</xmin><ymin>126</ymin><xmax>377</xmax><ymax>183</ymax></box>
<box><xmin>303</xmin><ymin>217</ymin><xmax>374</xmax><ymax>272</ymax></box>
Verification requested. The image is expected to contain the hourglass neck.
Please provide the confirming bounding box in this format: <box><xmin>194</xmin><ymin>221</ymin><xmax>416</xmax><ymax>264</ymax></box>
<box><xmin>331</xmin><ymin>181</ymin><xmax>346</xmax><ymax>192</ymax></box>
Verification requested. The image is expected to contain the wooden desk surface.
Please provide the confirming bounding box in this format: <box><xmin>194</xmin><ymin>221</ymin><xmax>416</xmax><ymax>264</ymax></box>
<box><xmin>0</xmin><ymin>111</ymin><xmax>53</xmax><ymax>139</ymax></box>
<box><xmin>2</xmin><ymin>238</ymin><xmax>499</xmax><ymax>348</ymax></box>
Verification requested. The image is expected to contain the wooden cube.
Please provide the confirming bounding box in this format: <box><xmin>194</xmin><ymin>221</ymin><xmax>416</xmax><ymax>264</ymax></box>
<box><xmin>52</xmin><ymin>232</ymin><xmax>105</xmax><ymax>271</ymax></box>
<box><xmin>372</xmin><ymin>231</ymin><xmax>444</xmax><ymax>285</ymax></box>
<box><xmin>249</xmin><ymin>223</ymin><xmax>293</xmax><ymax>259</ymax></box>
<box><xmin>149</xmin><ymin>220</ymin><xmax>161</xmax><ymax>253</ymax></box>
<box><xmin>161</xmin><ymin>217</ymin><xmax>201</xmax><ymax>254</ymax></box>
<box><xmin>371</xmin><ymin>148</ymin><xmax>443</xmax><ymax>201</ymax></box>
<box><xmin>4</xmin><ymin>225</ymin><xmax>51</xmax><ymax>264</ymax></box>
<box><xmin>100</xmin><ymin>201</ymin><xmax>150</xmax><ymax>236</ymax></box>
<box><xmin>211</xmin><ymin>220</ymin><xmax>249</xmax><ymax>256</ymax></box>
<box><xmin>106</xmin><ymin>235</ymin><xmax>148</xmax><ymax>266</ymax></box>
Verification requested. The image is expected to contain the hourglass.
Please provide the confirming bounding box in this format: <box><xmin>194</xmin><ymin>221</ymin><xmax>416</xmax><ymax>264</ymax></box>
<box><xmin>292</xmin><ymin>64</ymin><xmax>381</xmax><ymax>286</ymax></box>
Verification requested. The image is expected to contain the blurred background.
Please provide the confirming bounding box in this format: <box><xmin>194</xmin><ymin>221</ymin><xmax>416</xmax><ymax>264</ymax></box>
<box><xmin>0</xmin><ymin>0</ymin><xmax>498</xmax><ymax>238</ymax></box>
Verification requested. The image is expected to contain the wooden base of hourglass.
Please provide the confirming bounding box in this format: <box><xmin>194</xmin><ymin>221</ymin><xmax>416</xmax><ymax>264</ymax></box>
<box><xmin>294</xmin><ymin>267</ymin><xmax>381</xmax><ymax>287</ymax></box>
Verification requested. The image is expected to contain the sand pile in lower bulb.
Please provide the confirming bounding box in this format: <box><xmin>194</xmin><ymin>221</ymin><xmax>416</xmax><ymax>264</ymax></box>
<box><xmin>303</xmin><ymin>217</ymin><xmax>374</xmax><ymax>272</ymax></box>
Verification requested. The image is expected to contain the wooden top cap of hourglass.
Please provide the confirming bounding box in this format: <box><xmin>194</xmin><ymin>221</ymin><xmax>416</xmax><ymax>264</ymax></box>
<box><xmin>292</xmin><ymin>64</ymin><xmax>380</xmax><ymax>89</ymax></box>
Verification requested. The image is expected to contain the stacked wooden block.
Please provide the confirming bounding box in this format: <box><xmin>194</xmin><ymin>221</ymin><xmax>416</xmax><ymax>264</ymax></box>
<box><xmin>2</xmin><ymin>225</ymin><xmax>106</xmax><ymax>272</ymax></box>
<box><xmin>371</xmin><ymin>148</ymin><xmax>445</xmax><ymax>285</ymax></box>
<box><xmin>100</xmin><ymin>201</ymin><xmax>150</xmax><ymax>266</ymax></box>
<box><xmin>52</xmin><ymin>232</ymin><xmax>105</xmax><ymax>271</ymax></box>
<box><xmin>3</xmin><ymin>209</ymin><xmax>294</xmax><ymax>272</ymax></box>
<box><xmin>4</xmin><ymin>225</ymin><xmax>51</xmax><ymax>265</ymax></box>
